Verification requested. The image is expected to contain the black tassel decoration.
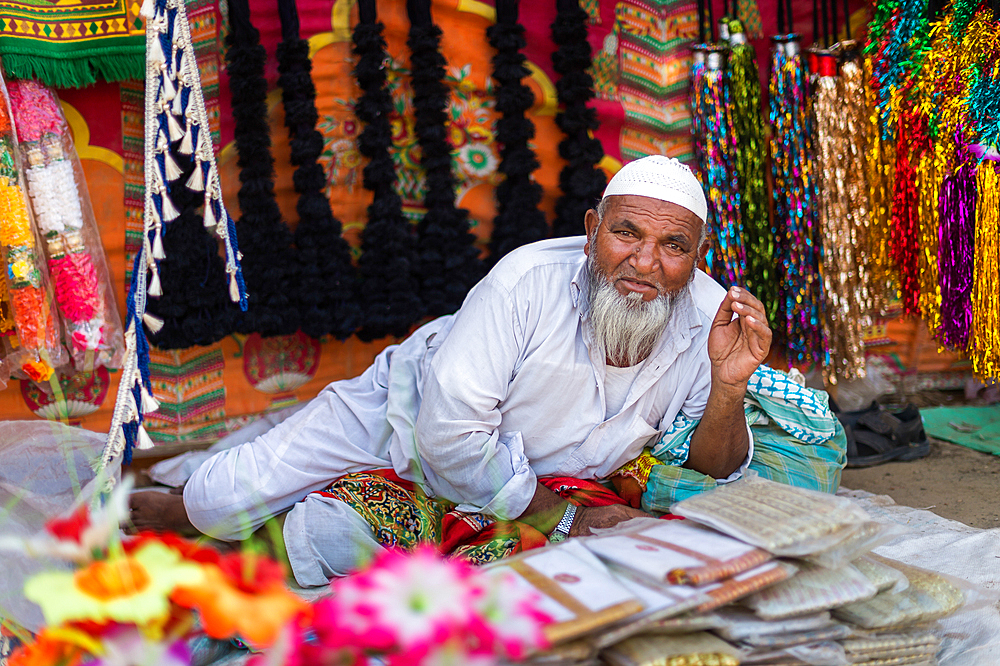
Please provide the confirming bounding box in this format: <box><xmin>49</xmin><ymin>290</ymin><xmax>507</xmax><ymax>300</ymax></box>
<box><xmin>353</xmin><ymin>0</ymin><xmax>424</xmax><ymax>340</ymax></box>
<box><xmin>487</xmin><ymin>0</ymin><xmax>549</xmax><ymax>263</ymax></box>
<box><xmin>226</xmin><ymin>0</ymin><xmax>302</xmax><ymax>337</ymax></box>
<box><xmin>550</xmin><ymin>0</ymin><xmax>607</xmax><ymax>237</ymax></box>
<box><xmin>145</xmin><ymin>148</ymin><xmax>237</xmax><ymax>348</ymax></box>
<box><xmin>406</xmin><ymin>0</ymin><xmax>483</xmax><ymax>317</ymax></box>
<box><xmin>276</xmin><ymin>0</ymin><xmax>360</xmax><ymax>339</ymax></box>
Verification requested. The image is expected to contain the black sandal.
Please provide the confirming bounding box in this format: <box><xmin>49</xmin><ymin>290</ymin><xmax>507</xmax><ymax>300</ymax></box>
<box><xmin>837</xmin><ymin>401</ymin><xmax>931</xmax><ymax>467</ymax></box>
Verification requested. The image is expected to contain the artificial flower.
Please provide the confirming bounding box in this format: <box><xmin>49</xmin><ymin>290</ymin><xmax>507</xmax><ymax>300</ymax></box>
<box><xmin>7</xmin><ymin>628</ymin><xmax>87</xmax><ymax>666</ymax></box>
<box><xmin>326</xmin><ymin>546</ymin><xmax>482</xmax><ymax>651</ymax></box>
<box><xmin>89</xmin><ymin>626</ymin><xmax>190</xmax><ymax>666</ymax></box>
<box><xmin>474</xmin><ymin>569</ymin><xmax>552</xmax><ymax>659</ymax></box>
<box><xmin>0</xmin><ymin>477</ymin><xmax>133</xmax><ymax>564</ymax></box>
<box><xmin>23</xmin><ymin>540</ymin><xmax>204</xmax><ymax>628</ymax></box>
<box><xmin>171</xmin><ymin>552</ymin><xmax>309</xmax><ymax>649</ymax></box>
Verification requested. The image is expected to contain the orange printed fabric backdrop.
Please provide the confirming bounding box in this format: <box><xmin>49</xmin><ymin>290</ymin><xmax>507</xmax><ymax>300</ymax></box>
<box><xmin>0</xmin><ymin>0</ymin><xmax>970</xmax><ymax>448</ymax></box>
<box><xmin>0</xmin><ymin>0</ymin><xmax>703</xmax><ymax>448</ymax></box>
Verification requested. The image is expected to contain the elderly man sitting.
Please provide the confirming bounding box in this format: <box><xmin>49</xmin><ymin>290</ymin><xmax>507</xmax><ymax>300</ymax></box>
<box><xmin>131</xmin><ymin>155</ymin><xmax>844</xmax><ymax>586</ymax></box>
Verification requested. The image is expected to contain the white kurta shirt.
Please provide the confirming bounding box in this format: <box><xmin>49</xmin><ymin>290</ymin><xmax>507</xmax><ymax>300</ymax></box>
<box><xmin>185</xmin><ymin>236</ymin><xmax>752</xmax><ymax>544</ymax></box>
<box><xmin>384</xmin><ymin>236</ymin><xmax>751</xmax><ymax>520</ymax></box>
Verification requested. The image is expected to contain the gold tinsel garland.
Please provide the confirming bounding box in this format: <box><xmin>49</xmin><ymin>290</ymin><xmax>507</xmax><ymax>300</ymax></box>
<box><xmin>970</xmin><ymin>161</ymin><xmax>1000</xmax><ymax>379</ymax></box>
<box><xmin>813</xmin><ymin>55</ymin><xmax>872</xmax><ymax>383</ymax></box>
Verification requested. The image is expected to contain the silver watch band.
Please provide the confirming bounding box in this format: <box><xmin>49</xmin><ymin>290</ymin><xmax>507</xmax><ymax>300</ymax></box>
<box><xmin>548</xmin><ymin>502</ymin><xmax>578</xmax><ymax>543</ymax></box>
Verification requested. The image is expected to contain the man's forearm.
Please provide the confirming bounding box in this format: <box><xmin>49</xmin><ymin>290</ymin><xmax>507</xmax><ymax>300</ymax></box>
<box><xmin>516</xmin><ymin>482</ymin><xmax>571</xmax><ymax>534</ymax></box>
<box><xmin>685</xmin><ymin>381</ymin><xmax>749</xmax><ymax>478</ymax></box>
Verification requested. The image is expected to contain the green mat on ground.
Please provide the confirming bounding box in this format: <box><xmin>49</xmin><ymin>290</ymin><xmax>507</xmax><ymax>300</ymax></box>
<box><xmin>921</xmin><ymin>406</ymin><xmax>1000</xmax><ymax>456</ymax></box>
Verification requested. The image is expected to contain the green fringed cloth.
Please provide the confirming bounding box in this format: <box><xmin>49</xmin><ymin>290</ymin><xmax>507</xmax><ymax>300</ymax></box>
<box><xmin>0</xmin><ymin>0</ymin><xmax>145</xmax><ymax>88</ymax></box>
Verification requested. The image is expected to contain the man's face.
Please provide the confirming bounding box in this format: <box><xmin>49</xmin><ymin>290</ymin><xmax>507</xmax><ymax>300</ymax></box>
<box><xmin>583</xmin><ymin>195</ymin><xmax>706</xmax><ymax>302</ymax></box>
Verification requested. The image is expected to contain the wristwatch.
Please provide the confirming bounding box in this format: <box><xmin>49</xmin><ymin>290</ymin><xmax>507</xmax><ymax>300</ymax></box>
<box><xmin>548</xmin><ymin>503</ymin><xmax>578</xmax><ymax>543</ymax></box>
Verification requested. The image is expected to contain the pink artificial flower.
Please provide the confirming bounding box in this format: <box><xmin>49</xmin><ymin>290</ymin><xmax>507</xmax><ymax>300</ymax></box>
<box><xmin>474</xmin><ymin>569</ymin><xmax>553</xmax><ymax>659</ymax></box>
<box><xmin>327</xmin><ymin>546</ymin><xmax>481</xmax><ymax>652</ymax></box>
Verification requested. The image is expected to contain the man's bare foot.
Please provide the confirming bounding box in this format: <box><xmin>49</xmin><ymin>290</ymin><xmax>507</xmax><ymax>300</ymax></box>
<box><xmin>128</xmin><ymin>488</ymin><xmax>199</xmax><ymax>536</ymax></box>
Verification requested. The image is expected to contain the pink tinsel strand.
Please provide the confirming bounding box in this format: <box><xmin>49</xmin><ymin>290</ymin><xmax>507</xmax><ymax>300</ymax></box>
<box><xmin>7</xmin><ymin>80</ymin><xmax>63</xmax><ymax>143</ymax></box>
<box><xmin>49</xmin><ymin>251</ymin><xmax>100</xmax><ymax>322</ymax></box>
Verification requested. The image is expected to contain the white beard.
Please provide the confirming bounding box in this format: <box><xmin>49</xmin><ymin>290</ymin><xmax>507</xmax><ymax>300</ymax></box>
<box><xmin>585</xmin><ymin>255</ymin><xmax>677</xmax><ymax>368</ymax></box>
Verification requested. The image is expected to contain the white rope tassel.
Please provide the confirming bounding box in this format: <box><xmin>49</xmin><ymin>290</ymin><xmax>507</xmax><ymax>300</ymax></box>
<box><xmin>203</xmin><ymin>198</ymin><xmax>216</xmax><ymax>228</ymax></box>
<box><xmin>161</xmin><ymin>70</ymin><xmax>177</xmax><ymax>101</ymax></box>
<box><xmin>187</xmin><ymin>159</ymin><xmax>205</xmax><ymax>191</ymax></box>
<box><xmin>152</xmin><ymin>226</ymin><xmax>166</xmax><ymax>259</ymax></box>
<box><xmin>166</xmin><ymin>109</ymin><xmax>185</xmax><ymax>141</ymax></box>
<box><xmin>147</xmin><ymin>267</ymin><xmax>163</xmax><ymax>297</ymax></box>
<box><xmin>139</xmin><ymin>0</ymin><xmax>156</xmax><ymax>19</ymax></box>
<box><xmin>229</xmin><ymin>272</ymin><xmax>240</xmax><ymax>303</ymax></box>
<box><xmin>136</xmin><ymin>424</ymin><xmax>156</xmax><ymax>450</ymax></box>
<box><xmin>140</xmin><ymin>385</ymin><xmax>161</xmax><ymax>414</ymax></box>
<box><xmin>172</xmin><ymin>87</ymin><xmax>186</xmax><ymax>116</ymax></box>
<box><xmin>163</xmin><ymin>150</ymin><xmax>183</xmax><ymax>182</ymax></box>
<box><xmin>149</xmin><ymin>33</ymin><xmax>166</xmax><ymax>66</ymax></box>
<box><xmin>178</xmin><ymin>121</ymin><xmax>195</xmax><ymax>155</ymax></box>
<box><xmin>160</xmin><ymin>187</ymin><xmax>181</xmax><ymax>220</ymax></box>
<box><xmin>142</xmin><ymin>312</ymin><xmax>165</xmax><ymax>334</ymax></box>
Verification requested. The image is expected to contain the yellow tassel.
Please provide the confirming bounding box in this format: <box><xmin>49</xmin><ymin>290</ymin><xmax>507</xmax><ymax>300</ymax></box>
<box><xmin>971</xmin><ymin>161</ymin><xmax>1000</xmax><ymax>381</ymax></box>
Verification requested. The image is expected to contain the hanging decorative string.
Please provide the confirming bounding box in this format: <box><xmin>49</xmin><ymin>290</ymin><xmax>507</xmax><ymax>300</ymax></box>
<box><xmin>888</xmin><ymin>110</ymin><xmax>927</xmax><ymax>316</ymax></box>
<box><xmin>487</xmin><ymin>0</ymin><xmax>549</xmax><ymax>264</ymax></box>
<box><xmin>550</xmin><ymin>0</ymin><xmax>607</xmax><ymax>238</ymax></box>
<box><xmin>689</xmin><ymin>44</ymin><xmax>708</xmax><ymax>183</ymax></box>
<box><xmin>104</xmin><ymin>0</ymin><xmax>246</xmax><ymax>468</ymax></box>
<box><xmin>276</xmin><ymin>0</ymin><xmax>360</xmax><ymax>340</ymax></box>
<box><xmin>768</xmin><ymin>35</ymin><xmax>823</xmax><ymax>366</ymax></box>
<box><xmin>352</xmin><ymin>0</ymin><xmax>423</xmax><ymax>341</ymax></box>
<box><xmin>936</xmin><ymin>148</ymin><xmax>975</xmax><ymax>352</ymax></box>
<box><xmin>407</xmin><ymin>0</ymin><xmax>484</xmax><ymax>317</ymax></box>
<box><xmin>862</xmin><ymin>54</ymin><xmax>896</xmax><ymax>308</ymax></box>
<box><xmin>727</xmin><ymin>21</ymin><xmax>777</xmax><ymax>321</ymax></box>
<box><xmin>226</xmin><ymin>0</ymin><xmax>302</xmax><ymax>337</ymax></box>
<box><xmin>970</xmin><ymin>159</ymin><xmax>1000</xmax><ymax>380</ymax></box>
<box><xmin>813</xmin><ymin>50</ymin><xmax>869</xmax><ymax>383</ymax></box>
<box><xmin>700</xmin><ymin>48</ymin><xmax>745</xmax><ymax>289</ymax></box>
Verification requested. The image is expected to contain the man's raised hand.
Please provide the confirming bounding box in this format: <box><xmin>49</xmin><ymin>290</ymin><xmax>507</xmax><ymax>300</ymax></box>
<box><xmin>708</xmin><ymin>286</ymin><xmax>772</xmax><ymax>389</ymax></box>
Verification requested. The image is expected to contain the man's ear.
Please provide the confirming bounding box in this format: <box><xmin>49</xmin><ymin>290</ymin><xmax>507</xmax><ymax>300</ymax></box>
<box><xmin>698</xmin><ymin>226</ymin><xmax>710</xmax><ymax>262</ymax></box>
<box><xmin>583</xmin><ymin>208</ymin><xmax>599</xmax><ymax>255</ymax></box>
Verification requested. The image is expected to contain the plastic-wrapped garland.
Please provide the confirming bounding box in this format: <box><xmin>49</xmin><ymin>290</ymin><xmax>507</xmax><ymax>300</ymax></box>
<box><xmin>700</xmin><ymin>48</ymin><xmax>745</xmax><ymax>289</ymax></box>
<box><xmin>0</xmin><ymin>94</ymin><xmax>65</xmax><ymax>381</ymax></box>
<box><xmin>813</xmin><ymin>50</ymin><xmax>869</xmax><ymax>383</ymax></box>
<box><xmin>970</xmin><ymin>160</ymin><xmax>1000</xmax><ymax>381</ymax></box>
<box><xmin>9</xmin><ymin>80</ymin><xmax>125</xmax><ymax>371</ymax></box>
<box><xmin>768</xmin><ymin>35</ymin><xmax>823</xmax><ymax>366</ymax></box>
<box><xmin>936</xmin><ymin>147</ymin><xmax>976</xmax><ymax>352</ymax></box>
<box><xmin>728</xmin><ymin>22</ymin><xmax>777</xmax><ymax>321</ymax></box>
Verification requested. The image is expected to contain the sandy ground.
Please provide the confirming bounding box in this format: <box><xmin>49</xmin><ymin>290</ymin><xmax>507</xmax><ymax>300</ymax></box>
<box><xmin>841</xmin><ymin>389</ymin><xmax>1000</xmax><ymax>530</ymax></box>
<box><xmin>842</xmin><ymin>437</ymin><xmax>1000</xmax><ymax>529</ymax></box>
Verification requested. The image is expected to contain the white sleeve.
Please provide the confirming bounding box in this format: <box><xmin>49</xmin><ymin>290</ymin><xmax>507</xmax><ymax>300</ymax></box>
<box><xmin>413</xmin><ymin>277</ymin><xmax>536</xmax><ymax>520</ymax></box>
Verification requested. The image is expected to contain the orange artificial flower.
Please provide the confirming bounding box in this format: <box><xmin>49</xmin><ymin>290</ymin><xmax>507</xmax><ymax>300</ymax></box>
<box><xmin>8</xmin><ymin>630</ymin><xmax>86</xmax><ymax>666</ymax></box>
<box><xmin>172</xmin><ymin>552</ymin><xmax>309</xmax><ymax>649</ymax></box>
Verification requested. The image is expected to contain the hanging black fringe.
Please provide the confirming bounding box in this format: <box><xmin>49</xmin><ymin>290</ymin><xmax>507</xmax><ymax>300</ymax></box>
<box><xmin>406</xmin><ymin>0</ymin><xmax>483</xmax><ymax>317</ymax></box>
<box><xmin>487</xmin><ymin>0</ymin><xmax>549</xmax><ymax>263</ymax></box>
<box><xmin>276</xmin><ymin>0</ymin><xmax>360</xmax><ymax>340</ymax></box>
<box><xmin>145</xmin><ymin>149</ymin><xmax>237</xmax><ymax>349</ymax></box>
<box><xmin>353</xmin><ymin>0</ymin><xmax>424</xmax><ymax>340</ymax></box>
<box><xmin>226</xmin><ymin>0</ymin><xmax>302</xmax><ymax>337</ymax></box>
<box><xmin>550</xmin><ymin>0</ymin><xmax>607</xmax><ymax>238</ymax></box>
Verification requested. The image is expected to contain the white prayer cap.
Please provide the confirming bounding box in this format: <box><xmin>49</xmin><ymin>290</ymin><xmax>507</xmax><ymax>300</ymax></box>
<box><xmin>602</xmin><ymin>155</ymin><xmax>708</xmax><ymax>222</ymax></box>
